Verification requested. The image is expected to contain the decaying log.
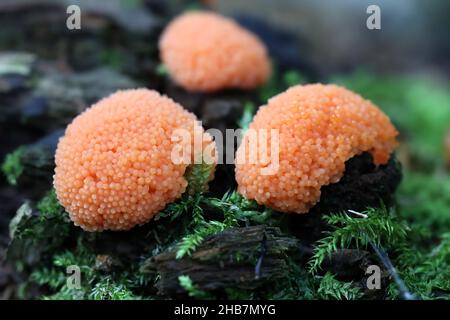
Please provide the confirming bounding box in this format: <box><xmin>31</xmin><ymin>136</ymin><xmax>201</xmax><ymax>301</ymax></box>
<box><xmin>142</xmin><ymin>225</ymin><xmax>299</xmax><ymax>295</ymax></box>
<box><xmin>19</xmin><ymin>68</ymin><xmax>138</xmax><ymax>131</ymax></box>
<box><xmin>19</xmin><ymin>129</ymin><xmax>63</xmax><ymax>178</ymax></box>
<box><xmin>4</xmin><ymin>129</ymin><xmax>63</xmax><ymax>197</ymax></box>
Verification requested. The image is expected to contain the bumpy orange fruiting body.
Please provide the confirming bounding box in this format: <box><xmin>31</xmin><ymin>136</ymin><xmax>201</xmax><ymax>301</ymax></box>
<box><xmin>159</xmin><ymin>11</ymin><xmax>271</xmax><ymax>92</ymax></box>
<box><xmin>54</xmin><ymin>89</ymin><xmax>215</xmax><ymax>231</ymax></box>
<box><xmin>235</xmin><ymin>84</ymin><xmax>398</xmax><ymax>213</ymax></box>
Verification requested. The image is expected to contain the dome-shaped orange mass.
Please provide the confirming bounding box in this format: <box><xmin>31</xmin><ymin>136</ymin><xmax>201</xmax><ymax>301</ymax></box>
<box><xmin>159</xmin><ymin>11</ymin><xmax>271</xmax><ymax>92</ymax></box>
<box><xmin>54</xmin><ymin>89</ymin><xmax>215</xmax><ymax>231</ymax></box>
<box><xmin>235</xmin><ymin>84</ymin><xmax>398</xmax><ymax>213</ymax></box>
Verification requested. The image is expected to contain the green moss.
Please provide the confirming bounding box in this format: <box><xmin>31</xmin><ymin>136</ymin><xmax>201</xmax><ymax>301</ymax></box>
<box><xmin>316</xmin><ymin>272</ymin><xmax>363</xmax><ymax>300</ymax></box>
<box><xmin>237</xmin><ymin>101</ymin><xmax>255</xmax><ymax>131</ymax></box>
<box><xmin>156</xmin><ymin>63</ymin><xmax>169</xmax><ymax>76</ymax></box>
<box><xmin>184</xmin><ymin>161</ymin><xmax>215</xmax><ymax>195</ymax></box>
<box><xmin>11</xmin><ymin>186</ymin><xmax>449</xmax><ymax>300</ymax></box>
<box><xmin>176</xmin><ymin>220</ymin><xmax>228</xmax><ymax>259</ymax></box>
<box><xmin>283</xmin><ymin>70</ymin><xmax>306</xmax><ymax>87</ymax></box>
<box><xmin>265</xmin><ymin>259</ymin><xmax>315</xmax><ymax>300</ymax></box>
<box><xmin>178</xmin><ymin>275</ymin><xmax>211</xmax><ymax>299</ymax></box>
<box><xmin>36</xmin><ymin>189</ymin><xmax>67</xmax><ymax>221</ymax></box>
<box><xmin>390</xmin><ymin>232</ymin><xmax>450</xmax><ymax>299</ymax></box>
<box><xmin>30</xmin><ymin>244</ymin><xmax>94</xmax><ymax>295</ymax></box>
<box><xmin>8</xmin><ymin>190</ymin><xmax>71</xmax><ymax>259</ymax></box>
<box><xmin>90</xmin><ymin>277</ymin><xmax>139</xmax><ymax>300</ymax></box>
<box><xmin>174</xmin><ymin>190</ymin><xmax>274</xmax><ymax>259</ymax></box>
<box><xmin>397</xmin><ymin>170</ymin><xmax>450</xmax><ymax>234</ymax></box>
<box><xmin>2</xmin><ymin>146</ymin><xmax>25</xmax><ymax>185</ymax></box>
<box><xmin>308</xmin><ymin>207</ymin><xmax>409</xmax><ymax>274</ymax></box>
<box><xmin>30</xmin><ymin>243</ymin><xmax>144</xmax><ymax>300</ymax></box>
<box><xmin>224</xmin><ymin>287</ymin><xmax>254</xmax><ymax>300</ymax></box>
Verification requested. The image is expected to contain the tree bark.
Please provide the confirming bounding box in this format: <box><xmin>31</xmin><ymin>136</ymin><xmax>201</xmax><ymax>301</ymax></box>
<box><xmin>142</xmin><ymin>225</ymin><xmax>299</xmax><ymax>295</ymax></box>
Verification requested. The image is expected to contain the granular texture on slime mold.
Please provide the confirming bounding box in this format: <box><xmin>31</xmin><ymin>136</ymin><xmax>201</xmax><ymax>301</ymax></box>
<box><xmin>235</xmin><ymin>84</ymin><xmax>398</xmax><ymax>213</ymax></box>
<box><xmin>159</xmin><ymin>11</ymin><xmax>271</xmax><ymax>92</ymax></box>
<box><xmin>54</xmin><ymin>89</ymin><xmax>215</xmax><ymax>231</ymax></box>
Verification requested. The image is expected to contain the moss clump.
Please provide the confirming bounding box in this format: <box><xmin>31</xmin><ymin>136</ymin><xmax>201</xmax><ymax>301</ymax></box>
<box><xmin>29</xmin><ymin>243</ymin><xmax>146</xmax><ymax>300</ymax></box>
<box><xmin>2</xmin><ymin>147</ymin><xmax>25</xmax><ymax>185</ymax></box>
<box><xmin>9</xmin><ymin>185</ymin><xmax>450</xmax><ymax>300</ymax></box>
<box><xmin>178</xmin><ymin>275</ymin><xmax>211</xmax><ymax>299</ymax></box>
<box><xmin>397</xmin><ymin>170</ymin><xmax>450</xmax><ymax>234</ymax></box>
<box><xmin>308</xmin><ymin>207</ymin><xmax>409</xmax><ymax>274</ymax></box>
<box><xmin>184</xmin><ymin>161</ymin><xmax>215</xmax><ymax>195</ymax></box>
<box><xmin>237</xmin><ymin>101</ymin><xmax>255</xmax><ymax>131</ymax></box>
<box><xmin>316</xmin><ymin>272</ymin><xmax>363</xmax><ymax>300</ymax></box>
<box><xmin>8</xmin><ymin>190</ymin><xmax>71</xmax><ymax>256</ymax></box>
<box><xmin>36</xmin><ymin>189</ymin><xmax>67</xmax><ymax>221</ymax></box>
<box><xmin>389</xmin><ymin>232</ymin><xmax>450</xmax><ymax>300</ymax></box>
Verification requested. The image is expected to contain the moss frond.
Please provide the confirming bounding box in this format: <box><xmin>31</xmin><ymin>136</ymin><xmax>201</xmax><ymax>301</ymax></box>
<box><xmin>308</xmin><ymin>207</ymin><xmax>409</xmax><ymax>274</ymax></box>
<box><xmin>184</xmin><ymin>160</ymin><xmax>215</xmax><ymax>195</ymax></box>
<box><xmin>237</xmin><ymin>101</ymin><xmax>255</xmax><ymax>131</ymax></box>
<box><xmin>174</xmin><ymin>191</ymin><xmax>270</xmax><ymax>259</ymax></box>
<box><xmin>389</xmin><ymin>232</ymin><xmax>450</xmax><ymax>299</ymax></box>
<box><xmin>2</xmin><ymin>146</ymin><xmax>25</xmax><ymax>185</ymax></box>
<box><xmin>178</xmin><ymin>275</ymin><xmax>211</xmax><ymax>299</ymax></box>
<box><xmin>316</xmin><ymin>272</ymin><xmax>363</xmax><ymax>300</ymax></box>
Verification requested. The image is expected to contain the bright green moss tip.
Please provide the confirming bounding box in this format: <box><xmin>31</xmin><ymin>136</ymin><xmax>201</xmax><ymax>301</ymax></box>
<box><xmin>2</xmin><ymin>146</ymin><xmax>25</xmax><ymax>185</ymax></box>
<box><xmin>178</xmin><ymin>275</ymin><xmax>210</xmax><ymax>299</ymax></box>
<box><xmin>184</xmin><ymin>161</ymin><xmax>214</xmax><ymax>195</ymax></box>
<box><xmin>36</xmin><ymin>189</ymin><xmax>66</xmax><ymax>221</ymax></box>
